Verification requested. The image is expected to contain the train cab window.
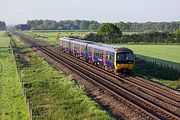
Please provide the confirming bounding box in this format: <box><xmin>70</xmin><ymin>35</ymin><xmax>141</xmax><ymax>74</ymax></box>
<box><xmin>116</xmin><ymin>53</ymin><xmax>133</xmax><ymax>61</ymax></box>
<box><xmin>125</xmin><ymin>53</ymin><xmax>133</xmax><ymax>61</ymax></box>
<box><xmin>117</xmin><ymin>53</ymin><xmax>124</xmax><ymax>61</ymax></box>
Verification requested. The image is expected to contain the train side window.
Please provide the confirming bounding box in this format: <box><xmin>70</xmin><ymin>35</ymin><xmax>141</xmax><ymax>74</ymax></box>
<box><xmin>100</xmin><ymin>52</ymin><xmax>102</xmax><ymax>58</ymax></box>
<box><xmin>82</xmin><ymin>45</ymin><xmax>85</xmax><ymax>51</ymax></box>
<box><xmin>88</xmin><ymin>47</ymin><xmax>91</xmax><ymax>53</ymax></box>
<box><xmin>111</xmin><ymin>54</ymin><xmax>114</xmax><ymax>62</ymax></box>
<box><xmin>106</xmin><ymin>54</ymin><xmax>110</xmax><ymax>60</ymax></box>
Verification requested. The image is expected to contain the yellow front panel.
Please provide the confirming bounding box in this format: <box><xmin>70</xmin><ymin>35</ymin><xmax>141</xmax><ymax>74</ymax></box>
<box><xmin>116</xmin><ymin>64</ymin><xmax>134</xmax><ymax>70</ymax></box>
<box><xmin>114</xmin><ymin>52</ymin><xmax>117</xmax><ymax>70</ymax></box>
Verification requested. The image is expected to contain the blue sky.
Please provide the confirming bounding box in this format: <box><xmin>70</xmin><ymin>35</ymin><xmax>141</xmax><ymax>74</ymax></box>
<box><xmin>0</xmin><ymin>0</ymin><xmax>179</xmax><ymax>25</ymax></box>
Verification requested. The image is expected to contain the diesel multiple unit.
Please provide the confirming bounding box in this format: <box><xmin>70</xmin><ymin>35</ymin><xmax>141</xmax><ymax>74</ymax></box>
<box><xmin>59</xmin><ymin>37</ymin><xmax>134</xmax><ymax>74</ymax></box>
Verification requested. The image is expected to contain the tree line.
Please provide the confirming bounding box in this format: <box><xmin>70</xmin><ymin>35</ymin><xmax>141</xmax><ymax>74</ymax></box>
<box><xmin>14</xmin><ymin>20</ymin><xmax>180</xmax><ymax>32</ymax></box>
<box><xmin>14</xmin><ymin>20</ymin><xmax>99</xmax><ymax>31</ymax></box>
<box><xmin>85</xmin><ymin>23</ymin><xmax>180</xmax><ymax>44</ymax></box>
<box><xmin>85</xmin><ymin>30</ymin><xmax>179</xmax><ymax>44</ymax></box>
<box><xmin>116</xmin><ymin>21</ymin><xmax>180</xmax><ymax>32</ymax></box>
<box><xmin>119</xmin><ymin>31</ymin><xmax>177</xmax><ymax>44</ymax></box>
<box><xmin>0</xmin><ymin>21</ymin><xmax>6</xmax><ymax>30</ymax></box>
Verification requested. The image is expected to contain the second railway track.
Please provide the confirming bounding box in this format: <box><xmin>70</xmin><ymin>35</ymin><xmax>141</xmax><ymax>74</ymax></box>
<box><xmin>12</xmin><ymin>31</ymin><xmax>180</xmax><ymax>120</ymax></box>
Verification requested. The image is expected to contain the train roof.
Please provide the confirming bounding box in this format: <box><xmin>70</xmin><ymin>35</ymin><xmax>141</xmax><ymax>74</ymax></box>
<box><xmin>60</xmin><ymin>37</ymin><xmax>93</xmax><ymax>43</ymax></box>
<box><xmin>87</xmin><ymin>43</ymin><xmax>131</xmax><ymax>52</ymax></box>
<box><xmin>60</xmin><ymin>37</ymin><xmax>132</xmax><ymax>52</ymax></box>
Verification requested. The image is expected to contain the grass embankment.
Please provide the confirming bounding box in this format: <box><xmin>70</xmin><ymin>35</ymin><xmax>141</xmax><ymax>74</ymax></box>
<box><xmin>13</xmin><ymin>35</ymin><xmax>112</xmax><ymax>119</ymax></box>
<box><xmin>0</xmin><ymin>31</ymin><xmax>29</xmax><ymax>119</ymax></box>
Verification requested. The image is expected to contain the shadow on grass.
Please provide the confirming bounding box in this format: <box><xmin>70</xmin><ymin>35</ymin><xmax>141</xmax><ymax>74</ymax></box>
<box><xmin>14</xmin><ymin>46</ymin><xmax>32</xmax><ymax>68</ymax></box>
<box><xmin>136</xmin><ymin>54</ymin><xmax>180</xmax><ymax>70</ymax></box>
<box><xmin>134</xmin><ymin>56</ymin><xmax>180</xmax><ymax>80</ymax></box>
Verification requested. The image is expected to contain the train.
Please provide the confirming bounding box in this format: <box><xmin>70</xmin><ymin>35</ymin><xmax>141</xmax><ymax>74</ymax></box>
<box><xmin>59</xmin><ymin>37</ymin><xmax>135</xmax><ymax>74</ymax></box>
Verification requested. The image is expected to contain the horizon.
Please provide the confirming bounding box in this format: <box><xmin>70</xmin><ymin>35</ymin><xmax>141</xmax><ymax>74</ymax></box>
<box><xmin>0</xmin><ymin>0</ymin><xmax>180</xmax><ymax>25</ymax></box>
<box><xmin>5</xmin><ymin>19</ymin><xmax>180</xmax><ymax>26</ymax></box>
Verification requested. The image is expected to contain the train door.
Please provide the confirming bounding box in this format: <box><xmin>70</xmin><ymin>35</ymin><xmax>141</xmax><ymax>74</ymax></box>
<box><xmin>64</xmin><ymin>41</ymin><xmax>66</xmax><ymax>51</ymax></box>
<box><xmin>80</xmin><ymin>44</ymin><xmax>82</xmax><ymax>57</ymax></box>
<box><xmin>92</xmin><ymin>47</ymin><xmax>94</xmax><ymax>61</ymax></box>
<box><xmin>60</xmin><ymin>39</ymin><xmax>62</xmax><ymax>50</ymax></box>
<box><xmin>85</xmin><ymin>44</ymin><xmax>88</xmax><ymax>59</ymax></box>
<box><xmin>103</xmin><ymin>49</ymin><xmax>106</xmax><ymax>65</ymax></box>
<box><xmin>72</xmin><ymin>42</ymin><xmax>75</xmax><ymax>54</ymax></box>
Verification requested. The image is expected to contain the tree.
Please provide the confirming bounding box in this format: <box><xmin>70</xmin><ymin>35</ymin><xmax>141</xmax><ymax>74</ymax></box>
<box><xmin>79</xmin><ymin>20</ymin><xmax>89</xmax><ymax>30</ymax></box>
<box><xmin>175</xmin><ymin>28</ymin><xmax>180</xmax><ymax>43</ymax></box>
<box><xmin>88</xmin><ymin>23</ymin><xmax>99</xmax><ymax>31</ymax></box>
<box><xmin>117</xmin><ymin>21</ymin><xmax>126</xmax><ymax>31</ymax></box>
<box><xmin>14</xmin><ymin>24</ymin><xmax>30</xmax><ymax>31</ymax></box>
<box><xmin>97</xmin><ymin>23</ymin><xmax>122</xmax><ymax>43</ymax></box>
<box><xmin>0</xmin><ymin>21</ymin><xmax>6</xmax><ymax>30</ymax></box>
<box><xmin>85</xmin><ymin>33</ymin><xmax>103</xmax><ymax>42</ymax></box>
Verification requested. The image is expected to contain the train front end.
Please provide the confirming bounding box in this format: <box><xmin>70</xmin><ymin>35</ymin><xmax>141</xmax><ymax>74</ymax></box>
<box><xmin>114</xmin><ymin>48</ymin><xmax>134</xmax><ymax>74</ymax></box>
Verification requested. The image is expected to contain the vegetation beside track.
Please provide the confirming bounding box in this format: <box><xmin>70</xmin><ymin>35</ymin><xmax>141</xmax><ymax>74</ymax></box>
<box><xmin>0</xmin><ymin>31</ymin><xmax>29</xmax><ymax>119</ymax></box>
<box><xmin>134</xmin><ymin>57</ymin><xmax>180</xmax><ymax>90</ymax></box>
<box><xmin>122</xmin><ymin>44</ymin><xmax>180</xmax><ymax>90</ymax></box>
<box><xmin>12</xmin><ymin>34</ymin><xmax>112</xmax><ymax>119</ymax></box>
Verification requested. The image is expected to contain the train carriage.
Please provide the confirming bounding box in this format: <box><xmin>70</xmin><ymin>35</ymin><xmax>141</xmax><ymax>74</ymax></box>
<box><xmin>69</xmin><ymin>40</ymin><xmax>88</xmax><ymax>58</ymax></box>
<box><xmin>87</xmin><ymin>44</ymin><xmax>114</xmax><ymax>69</ymax></box>
<box><xmin>59</xmin><ymin>37</ymin><xmax>73</xmax><ymax>52</ymax></box>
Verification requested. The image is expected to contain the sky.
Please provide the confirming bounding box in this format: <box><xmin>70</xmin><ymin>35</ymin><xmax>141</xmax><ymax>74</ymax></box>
<box><xmin>0</xmin><ymin>0</ymin><xmax>180</xmax><ymax>25</ymax></box>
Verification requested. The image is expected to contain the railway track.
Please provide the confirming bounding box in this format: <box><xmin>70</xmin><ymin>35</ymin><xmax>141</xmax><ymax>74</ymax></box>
<box><xmin>12</xmin><ymin>31</ymin><xmax>180</xmax><ymax>120</ymax></box>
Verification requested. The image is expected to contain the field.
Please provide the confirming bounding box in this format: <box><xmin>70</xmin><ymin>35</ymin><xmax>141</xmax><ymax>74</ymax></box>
<box><xmin>116</xmin><ymin>44</ymin><xmax>180</xmax><ymax>69</ymax></box>
<box><xmin>0</xmin><ymin>31</ymin><xmax>29</xmax><ymax>119</ymax></box>
<box><xmin>12</xmin><ymin>34</ymin><xmax>112</xmax><ymax>119</ymax></box>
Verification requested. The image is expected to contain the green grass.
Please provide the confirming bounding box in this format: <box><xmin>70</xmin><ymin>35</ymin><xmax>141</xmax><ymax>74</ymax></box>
<box><xmin>0</xmin><ymin>31</ymin><xmax>10</xmax><ymax>47</ymax></box>
<box><xmin>13</xmin><ymin>35</ymin><xmax>113</xmax><ymax>119</ymax></box>
<box><xmin>0</xmin><ymin>32</ymin><xmax>29</xmax><ymax>119</ymax></box>
<box><xmin>121</xmin><ymin>45</ymin><xmax>180</xmax><ymax>64</ymax></box>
